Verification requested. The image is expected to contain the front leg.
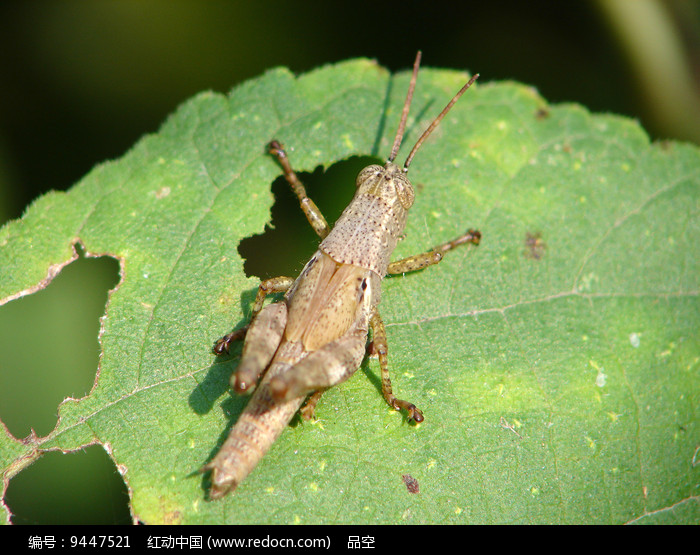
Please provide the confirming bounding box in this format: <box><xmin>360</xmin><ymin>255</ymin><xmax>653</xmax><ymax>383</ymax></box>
<box><xmin>268</xmin><ymin>140</ymin><xmax>330</xmax><ymax>240</ymax></box>
<box><xmin>369</xmin><ymin>308</ymin><xmax>423</xmax><ymax>423</ymax></box>
<box><xmin>387</xmin><ymin>229</ymin><xmax>480</xmax><ymax>275</ymax></box>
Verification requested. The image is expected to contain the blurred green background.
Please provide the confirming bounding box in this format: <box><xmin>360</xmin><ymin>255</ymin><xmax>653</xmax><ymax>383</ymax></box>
<box><xmin>0</xmin><ymin>0</ymin><xmax>698</xmax><ymax>524</ymax></box>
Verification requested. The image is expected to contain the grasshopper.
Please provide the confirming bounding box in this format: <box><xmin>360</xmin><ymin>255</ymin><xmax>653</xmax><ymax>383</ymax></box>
<box><xmin>202</xmin><ymin>52</ymin><xmax>480</xmax><ymax>499</ymax></box>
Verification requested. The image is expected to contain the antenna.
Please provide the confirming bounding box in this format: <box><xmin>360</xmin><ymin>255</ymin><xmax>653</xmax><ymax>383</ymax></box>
<box><xmin>387</xmin><ymin>51</ymin><xmax>422</xmax><ymax>163</ymax></box>
<box><xmin>403</xmin><ymin>72</ymin><xmax>479</xmax><ymax>170</ymax></box>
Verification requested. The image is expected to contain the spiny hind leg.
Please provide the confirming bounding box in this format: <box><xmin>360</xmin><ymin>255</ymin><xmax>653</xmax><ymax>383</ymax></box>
<box><xmin>268</xmin><ymin>140</ymin><xmax>330</xmax><ymax>239</ymax></box>
<box><xmin>268</xmin><ymin>332</ymin><xmax>366</xmax><ymax>403</ymax></box>
<box><xmin>213</xmin><ymin>276</ymin><xmax>294</xmax><ymax>355</ymax></box>
<box><xmin>387</xmin><ymin>229</ymin><xmax>480</xmax><ymax>274</ymax></box>
<box><xmin>370</xmin><ymin>308</ymin><xmax>423</xmax><ymax>423</ymax></box>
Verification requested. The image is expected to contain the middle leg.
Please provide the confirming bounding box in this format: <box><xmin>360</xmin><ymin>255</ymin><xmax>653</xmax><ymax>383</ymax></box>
<box><xmin>387</xmin><ymin>229</ymin><xmax>480</xmax><ymax>275</ymax></box>
<box><xmin>213</xmin><ymin>275</ymin><xmax>294</xmax><ymax>355</ymax></box>
<box><xmin>369</xmin><ymin>307</ymin><xmax>424</xmax><ymax>423</ymax></box>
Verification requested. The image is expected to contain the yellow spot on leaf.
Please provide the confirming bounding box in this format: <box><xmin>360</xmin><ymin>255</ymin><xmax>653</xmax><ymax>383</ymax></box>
<box><xmin>341</xmin><ymin>133</ymin><xmax>353</xmax><ymax>149</ymax></box>
<box><xmin>578</xmin><ymin>272</ymin><xmax>598</xmax><ymax>292</ymax></box>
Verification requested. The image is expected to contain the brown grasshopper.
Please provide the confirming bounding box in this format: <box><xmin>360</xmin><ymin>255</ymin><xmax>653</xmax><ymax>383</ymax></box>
<box><xmin>202</xmin><ymin>52</ymin><xmax>480</xmax><ymax>499</ymax></box>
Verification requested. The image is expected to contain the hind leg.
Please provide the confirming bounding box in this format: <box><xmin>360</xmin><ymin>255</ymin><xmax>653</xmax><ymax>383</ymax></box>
<box><xmin>268</xmin><ymin>332</ymin><xmax>366</xmax><ymax>403</ymax></box>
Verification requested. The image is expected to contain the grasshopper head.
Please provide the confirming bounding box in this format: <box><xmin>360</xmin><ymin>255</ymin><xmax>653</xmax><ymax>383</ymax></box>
<box><xmin>355</xmin><ymin>161</ymin><xmax>415</xmax><ymax>211</ymax></box>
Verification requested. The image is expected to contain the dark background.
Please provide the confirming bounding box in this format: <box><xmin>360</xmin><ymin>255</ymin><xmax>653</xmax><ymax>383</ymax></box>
<box><xmin>1</xmin><ymin>0</ymin><xmax>698</xmax><ymax>524</ymax></box>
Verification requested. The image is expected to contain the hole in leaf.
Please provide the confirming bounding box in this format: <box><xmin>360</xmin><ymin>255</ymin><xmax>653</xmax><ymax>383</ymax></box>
<box><xmin>5</xmin><ymin>445</ymin><xmax>131</xmax><ymax>524</ymax></box>
<box><xmin>0</xmin><ymin>247</ymin><xmax>120</xmax><ymax>438</ymax></box>
<box><xmin>239</xmin><ymin>156</ymin><xmax>380</xmax><ymax>280</ymax></box>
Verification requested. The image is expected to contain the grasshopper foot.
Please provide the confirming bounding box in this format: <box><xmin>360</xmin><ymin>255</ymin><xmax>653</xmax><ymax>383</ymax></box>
<box><xmin>392</xmin><ymin>399</ymin><xmax>424</xmax><ymax>423</ymax></box>
<box><xmin>212</xmin><ymin>327</ymin><xmax>248</xmax><ymax>355</ymax></box>
<box><xmin>299</xmin><ymin>390</ymin><xmax>325</xmax><ymax>420</ymax></box>
<box><xmin>458</xmin><ymin>228</ymin><xmax>481</xmax><ymax>247</ymax></box>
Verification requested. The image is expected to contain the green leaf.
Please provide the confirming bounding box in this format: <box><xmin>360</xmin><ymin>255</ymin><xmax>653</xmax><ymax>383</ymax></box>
<box><xmin>1</xmin><ymin>59</ymin><xmax>698</xmax><ymax>524</ymax></box>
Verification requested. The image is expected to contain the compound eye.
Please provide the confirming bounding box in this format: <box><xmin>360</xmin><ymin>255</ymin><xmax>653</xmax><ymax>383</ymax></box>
<box><xmin>394</xmin><ymin>175</ymin><xmax>415</xmax><ymax>209</ymax></box>
<box><xmin>356</xmin><ymin>165</ymin><xmax>383</xmax><ymax>188</ymax></box>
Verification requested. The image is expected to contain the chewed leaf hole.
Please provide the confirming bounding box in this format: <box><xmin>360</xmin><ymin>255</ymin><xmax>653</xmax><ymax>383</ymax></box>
<box><xmin>0</xmin><ymin>247</ymin><xmax>120</xmax><ymax>439</ymax></box>
<box><xmin>5</xmin><ymin>445</ymin><xmax>131</xmax><ymax>524</ymax></box>
<box><xmin>238</xmin><ymin>156</ymin><xmax>380</xmax><ymax>281</ymax></box>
